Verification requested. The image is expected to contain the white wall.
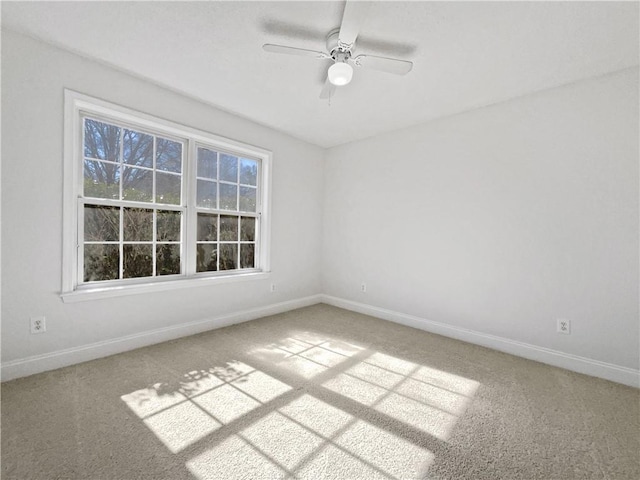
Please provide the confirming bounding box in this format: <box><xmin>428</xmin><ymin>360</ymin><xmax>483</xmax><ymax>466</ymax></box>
<box><xmin>1</xmin><ymin>31</ymin><xmax>324</xmax><ymax>367</ymax></box>
<box><xmin>323</xmin><ymin>68</ymin><xmax>639</xmax><ymax>371</ymax></box>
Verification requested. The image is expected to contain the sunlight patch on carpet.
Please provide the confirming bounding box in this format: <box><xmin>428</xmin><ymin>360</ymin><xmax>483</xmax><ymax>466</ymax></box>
<box><xmin>323</xmin><ymin>372</ymin><xmax>389</xmax><ymax>405</ymax></box>
<box><xmin>248</xmin><ymin>334</ymin><xmax>360</xmax><ymax>379</ymax></box>
<box><xmin>411</xmin><ymin>365</ymin><xmax>480</xmax><ymax>397</ymax></box>
<box><xmin>334</xmin><ymin>420</ymin><xmax>435</xmax><ymax>478</ymax></box>
<box><xmin>241</xmin><ymin>411</ymin><xmax>326</xmax><ymax>470</ymax></box>
<box><xmin>300</xmin><ymin>346</ymin><xmax>349</xmax><ymax>368</ymax></box>
<box><xmin>185</xmin><ymin>393</ymin><xmax>435</xmax><ymax>479</ymax></box>
<box><xmin>374</xmin><ymin>392</ymin><xmax>456</xmax><ymax>440</ymax></box>
<box><xmin>191</xmin><ymin>384</ymin><xmax>261</xmax><ymax>424</ymax></box>
<box><xmin>121</xmin><ymin>330</ymin><xmax>477</xmax><ymax>478</ymax></box>
<box><xmin>143</xmin><ymin>400</ymin><xmax>221</xmax><ymax>453</ymax></box>
<box><xmin>279</xmin><ymin>354</ymin><xmax>329</xmax><ymax>378</ymax></box>
<box><xmin>121</xmin><ymin>360</ymin><xmax>292</xmax><ymax>453</ymax></box>
<box><xmin>186</xmin><ymin>435</ymin><xmax>288</xmax><ymax>479</ymax></box>
<box><xmin>121</xmin><ymin>383</ymin><xmax>188</xmax><ymax>418</ymax></box>
<box><xmin>279</xmin><ymin>394</ymin><xmax>354</xmax><ymax>438</ymax></box>
<box><xmin>230</xmin><ymin>370</ymin><xmax>292</xmax><ymax>402</ymax></box>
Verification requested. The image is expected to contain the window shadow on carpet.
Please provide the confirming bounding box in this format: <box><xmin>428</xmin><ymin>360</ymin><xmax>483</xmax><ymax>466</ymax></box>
<box><xmin>121</xmin><ymin>328</ymin><xmax>480</xmax><ymax>479</ymax></box>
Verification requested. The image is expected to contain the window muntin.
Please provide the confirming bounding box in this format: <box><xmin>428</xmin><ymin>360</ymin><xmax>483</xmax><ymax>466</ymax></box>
<box><xmin>75</xmin><ymin>110</ymin><xmax>266</xmax><ymax>290</ymax></box>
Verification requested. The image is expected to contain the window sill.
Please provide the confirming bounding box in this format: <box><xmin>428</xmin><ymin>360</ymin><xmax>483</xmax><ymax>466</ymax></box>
<box><xmin>60</xmin><ymin>271</ymin><xmax>271</xmax><ymax>303</ymax></box>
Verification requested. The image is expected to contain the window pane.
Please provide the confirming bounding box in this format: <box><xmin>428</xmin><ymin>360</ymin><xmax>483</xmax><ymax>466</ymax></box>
<box><xmin>123</xmin><ymin>208</ymin><xmax>153</xmax><ymax>241</ymax></box>
<box><xmin>197</xmin><ymin>213</ymin><xmax>217</xmax><ymax>241</ymax></box>
<box><xmin>123</xmin><ymin>129</ymin><xmax>153</xmax><ymax>168</ymax></box>
<box><xmin>122</xmin><ymin>167</ymin><xmax>153</xmax><ymax>202</ymax></box>
<box><xmin>157</xmin><ymin>244</ymin><xmax>181</xmax><ymax>276</ymax></box>
<box><xmin>84</xmin><ymin>160</ymin><xmax>120</xmax><ymax>199</ymax></box>
<box><xmin>240</xmin><ymin>243</ymin><xmax>255</xmax><ymax>269</ymax></box>
<box><xmin>198</xmin><ymin>148</ymin><xmax>217</xmax><ymax>179</ymax></box>
<box><xmin>84</xmin><ymin>244</ymin><xmax>119</xmax><ymax>282</ymax></box>
<box><xmin>197</xmin><ymin>244</ymin><xmax>217</xmax><ymax>272</ymax></box>
<box><xmin>157</xmin><ymin>138</ymin><xmax>182</xmax><ymax>173</ymax></box>
<box><xmin>220</xmin><ymin>215</ymin><xmax>238</xmax><ymax>241</ymax></box>
<box><xmin>220</xmin><ymin>244</ymin><xmax>238</xmax><ymax>271</ymax></box>
<box><xmin>123</xmin><ymin>244</ymin><xmax>153</xmax><ymax>279</ymax></box>
<box><xmin>157</xmin><ymin>210</ymin><xmax>181</xmax><ymax>242</ymax></box>
<box><xmin>197</xmin><ymin>179</ymin><xmax>217</xmax><ymax>208</ymax></box>
<box><xmin>84</xmin><ymin>119</ymin><xmax>120</xmax><ymax>161</ymax></box>
<box><xmin>240</xmin><ymin>217</ymin><xmax>255</xmax><ymax>242</ymax></box>
<box><xmin>220</xmin><ymin>153</ymin><xmax>238</xmax><ymax>182</ymax></box>
<box><xmin>85</xmin><ymin>205</ymin><xmax>119</xmax><ymax>242</ymax></box>
<box><xmin>220</xmin><ymin>183</ymin><xmax>238</xmax><ymax>211</ymax></box>
<box><xmin>240</xmin><ymin>158</ymin><xmax>258</xmax><ymax>186</ymax></box>
<box><xmin>239</xmin><ymin>186</ymin><xmax>256</xmax><ymax>212</ymax></box>
<box><xmin>156</xmin><ymin>172</ymin><xmax>181</xmax><ymax>205</ymax></box>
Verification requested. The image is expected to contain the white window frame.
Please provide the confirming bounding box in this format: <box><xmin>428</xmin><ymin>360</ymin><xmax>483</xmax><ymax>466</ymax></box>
<box><xmin>62</xmin><ymin>90</ymin><xmax>271</xmax><ymax>302</ymax></box>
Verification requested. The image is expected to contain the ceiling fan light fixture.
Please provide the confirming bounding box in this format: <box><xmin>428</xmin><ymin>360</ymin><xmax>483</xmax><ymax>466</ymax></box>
<box><xmin>328</xmin><ymin>62</ymin><xmax>353</xmax><ymax>86</ymax></box>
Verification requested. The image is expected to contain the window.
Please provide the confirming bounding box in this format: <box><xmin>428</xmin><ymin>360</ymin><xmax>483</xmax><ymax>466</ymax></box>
<box><xmin>63</xmin><ymin>91</ymin><xmax>271</xmax><ymax>301</ymax></box>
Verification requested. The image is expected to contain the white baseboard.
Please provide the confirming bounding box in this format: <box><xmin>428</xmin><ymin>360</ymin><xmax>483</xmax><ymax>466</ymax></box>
<box><xmin>1</xmin><ymin>294</ymin><xmax>323</xmax><ymax>382</ymax></box>
<box><xmin>4</xmin><ymin>293</ymin><xmax>638</xmax><ymax>388</ymax></box>
<box><xmin>321</xmin><ymin>295</ymin><xmax>640</xmax><ymax>388</ymax></box>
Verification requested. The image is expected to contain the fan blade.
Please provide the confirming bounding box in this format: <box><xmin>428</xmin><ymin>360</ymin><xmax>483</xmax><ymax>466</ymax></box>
<box><xmin>263</xmin><ymin>44</ymin><xmax>330</xmax><ymax>59</ymax></box>
<box><xmin>353</xmin><ymin>54</ymin><xmax>413</xmax><ymax>75</ymax></box>
<box><xmin>320</xmin><ymin>77</ymin><xmax>336</xmax><ymax>99</ymax></box>
<box><xmin>338</xmin><ymin>1</ymin><xmax>371</xmax><ymax>46</ymax></box>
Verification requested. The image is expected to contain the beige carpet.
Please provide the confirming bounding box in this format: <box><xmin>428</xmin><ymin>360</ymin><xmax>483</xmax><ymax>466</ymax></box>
<box><xmin>2</xmin><ymin>304</ymin><xmax>639</xmax><ymax>479</ymax></box>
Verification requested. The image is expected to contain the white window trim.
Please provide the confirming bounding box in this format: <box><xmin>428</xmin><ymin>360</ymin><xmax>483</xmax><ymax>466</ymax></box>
<box><xmin>61</xmin><ymin>90</ymin><xmax>272</xmax><ymax>303</ymax></box>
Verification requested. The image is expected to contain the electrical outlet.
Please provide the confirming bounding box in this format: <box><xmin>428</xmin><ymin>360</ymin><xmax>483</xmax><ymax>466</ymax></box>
<box><xmin>557</xmin><ymin>318</ymin><xmax>571</xmax><ymax>335</ymax></box>
<box><xmin>361</xmin><ymin>283</ymin><xmax>367</xmax><ymax>293</ymax></box>
<box><xmin>30</xmin><ymin>316</ymin><xmax>46</xmax><ymax>334</ymax></box>
<box><xmin>270</xmin><ymin>283</ymin><xmax>276</xmax><ymax>293</ymax></box>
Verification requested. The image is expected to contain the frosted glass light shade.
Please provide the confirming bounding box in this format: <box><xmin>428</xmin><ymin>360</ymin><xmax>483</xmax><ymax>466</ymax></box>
<box><xmin>328</xmin><ymin>62</ymin><xmax>353</xmax><ymax>86</ymax></box>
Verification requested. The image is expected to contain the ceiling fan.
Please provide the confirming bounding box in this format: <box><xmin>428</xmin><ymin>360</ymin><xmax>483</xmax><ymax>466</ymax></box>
<box><xmin>262</xmin><ymin>1</ymin><xmax>414</xmax><ymax>99</ymax></box>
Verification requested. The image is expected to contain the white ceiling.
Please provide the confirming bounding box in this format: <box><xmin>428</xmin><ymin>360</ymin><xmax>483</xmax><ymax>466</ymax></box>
<box><xmin>2</xmin><ymin>1</ymin><xmax>638</xmax><ymax>148</ymax></box>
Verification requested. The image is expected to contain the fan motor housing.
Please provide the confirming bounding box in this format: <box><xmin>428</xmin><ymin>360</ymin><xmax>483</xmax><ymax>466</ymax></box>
<box><xmin>326</xmin><ymin>28</ymin><xmax>353</xmax><ymax>59</ymax></box>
